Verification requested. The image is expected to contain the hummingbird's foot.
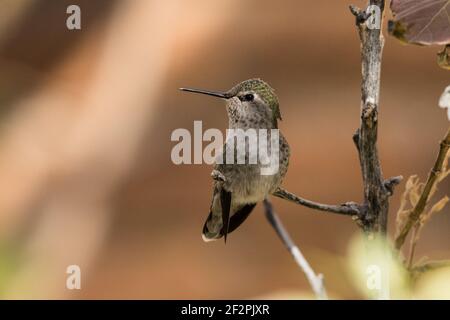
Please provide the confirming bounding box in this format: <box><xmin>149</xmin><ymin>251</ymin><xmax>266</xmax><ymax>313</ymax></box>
<box><xmin>211</xmin><ymin>170</ymin><xmax>226</xmax><ymax>182</ymax></box>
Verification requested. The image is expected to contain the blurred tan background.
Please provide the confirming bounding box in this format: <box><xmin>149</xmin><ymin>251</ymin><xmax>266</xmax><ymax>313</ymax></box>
<box><xmin>0</xmin><ymin>0</ymin><xmax>448</xmax><ymax>299</ymax></box>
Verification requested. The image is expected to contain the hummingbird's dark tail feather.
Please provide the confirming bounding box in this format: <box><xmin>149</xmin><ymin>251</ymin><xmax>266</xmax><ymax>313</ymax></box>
<box><xmin>202</xmin><ymin>202</ymin><xmax>257</xmax><ymax>242</ymax></box>
<box><xmin>226</xmin><ymin>203</ymin><xmax>256</xmax><ymax>234</ymax></box>
<box><xmin>220</xmin><ymin>190</ymin><xmax>232</xmax><ymax>243</ymax></box>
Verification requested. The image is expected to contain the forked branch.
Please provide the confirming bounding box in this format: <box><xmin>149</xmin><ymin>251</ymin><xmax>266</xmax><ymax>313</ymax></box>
<box><xmin>395</xmin><ymin>128</ymin><xmax>450</xmax><ymax>250</ymax></box>
<box><xmin>273</xmin><ymin>0</ymin><xmax>402</xmax><ymax>234</ymax></box>
<box><xmin>349</xmin><ymin>0</ymin><xmax>402</xmax><ymax>233</ymax></box>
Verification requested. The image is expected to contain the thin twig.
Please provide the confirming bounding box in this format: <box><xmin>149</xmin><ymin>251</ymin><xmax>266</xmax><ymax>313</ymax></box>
<box><xmin>263</xmin><ymin>199</ymin><xmax>328</xmax><ymax>300</ymax></box>
<box><xmin>407</xmin><ymin>226</ymin><xmax>418</xmax><ymax>269</ymax></box>
<box><xmin>395</xmin><ymin>128</ymin><xmax>450</xmax><ymax>250</ymax></box>
<box><xmin>273</xmin><ymin>188</ymin><xmax>361</xmax><ymax>216</ymax></box>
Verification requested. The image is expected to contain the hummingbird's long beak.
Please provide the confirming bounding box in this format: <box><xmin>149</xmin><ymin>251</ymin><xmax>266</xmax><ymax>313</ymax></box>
<box><xmin>179</xmin><ymin>87</ymin><xmax>230</xmax><ymax>99</ymax></box>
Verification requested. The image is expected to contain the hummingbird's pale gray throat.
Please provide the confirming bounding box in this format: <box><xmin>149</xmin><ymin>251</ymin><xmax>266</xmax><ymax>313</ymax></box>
<box><xmin>180</xmin><ymin>78</ymin><xmax>290</xmax><ymax>243</ymax></box>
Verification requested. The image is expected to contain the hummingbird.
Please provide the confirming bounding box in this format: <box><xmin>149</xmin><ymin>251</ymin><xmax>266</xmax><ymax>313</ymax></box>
<box><xmin>180</xmin><ymin>79</ymin><xmax>290</xmax><ymax>242</ymax></box>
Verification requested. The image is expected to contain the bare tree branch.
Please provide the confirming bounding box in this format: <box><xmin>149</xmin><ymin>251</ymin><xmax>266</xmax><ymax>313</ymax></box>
<box><xmin>272</xmin><ymin>1</ymin><xmax>402</xmax><ymax>235</ymax></box>
<box><xmin>395</xmin><ymin>127</ymin><xmax>450</xmax><ymax>250</ymax></box>
<box><xmin>349</xmin><ymin>0</ymin><xmax>402</xmax><ymax>233</ymax></box>
<box><xmin>273</xmin><ymin>188</ymin><xmax>361</xmax><ymax>216</ymax></box>
<box><xmin>263</xmin><ymin>199</ymin><xmax>328</xmax><ymax>300</ymax></box>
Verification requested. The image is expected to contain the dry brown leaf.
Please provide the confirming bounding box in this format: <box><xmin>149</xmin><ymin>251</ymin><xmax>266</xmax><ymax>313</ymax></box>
<box><xmin>389</xmin><ymin>0</ymin><xmax>450</xmax><ymax>46</ymax></box>
<box><xmin>421</xmin><ymin>196</ymin><xmax>449</xmax><ymax>224</ymax></box>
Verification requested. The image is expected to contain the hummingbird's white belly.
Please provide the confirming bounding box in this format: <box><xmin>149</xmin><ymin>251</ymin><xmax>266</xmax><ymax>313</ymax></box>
<box><xmin>233</xmin><ymin>172</ymin><xmax>279</xmax><ymax>204</ymax></box>
<box><xmin>215</xmin><ymin>163</ymin><xmax>282</xmax><ymax>204</ymax></box>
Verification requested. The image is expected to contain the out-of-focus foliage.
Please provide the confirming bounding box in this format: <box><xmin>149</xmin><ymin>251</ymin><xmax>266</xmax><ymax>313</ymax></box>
<box><xmin>413</xmin><ymin>266</ymin><xmax>450</xmax><ymax>299</ymax></box>
<box><xmin>262</xmin><ymin>231</ymin><xmax>450</xmax><ymax>300</ymax></box>
<box><xmin>389</xmin><ymin>0</ymin><xmax>450</xmax><ymax>46</ymax></box>
<box><xmin>0</xmin><ymin>242</ymin><xmax>20</xmax><ymax>296</ymax></box>
<box><xmin>345</xmin><ymin>233</ymin><xmax>450</xmax><ymax>300</ymax></box>
<box><xmin>255</xmin><ymin>290</ymin><xmax>316</xmax><ymax>300</ymax></box>
<box><xmin>346</xmin><ymin>234</ymin><xmax>410</xmax><ymax>299</ymax></box>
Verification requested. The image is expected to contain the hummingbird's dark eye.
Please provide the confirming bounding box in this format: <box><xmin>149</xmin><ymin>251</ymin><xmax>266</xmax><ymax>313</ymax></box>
<box><xmin>242</xmin><ymin>93</ymin><xmax>254</xmax><ymax>102</ymax></box>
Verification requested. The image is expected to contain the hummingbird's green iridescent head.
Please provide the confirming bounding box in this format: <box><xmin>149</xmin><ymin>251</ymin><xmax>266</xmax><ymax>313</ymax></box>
<box><xmin>228</xmin><ymin>78</ymin><xmax>281</xmax><ymax>122</ymax></box>
<box><xmin>180</xmin><ymin>78</ymin><xmax>281</xmax><ymax>127</ymax></box>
